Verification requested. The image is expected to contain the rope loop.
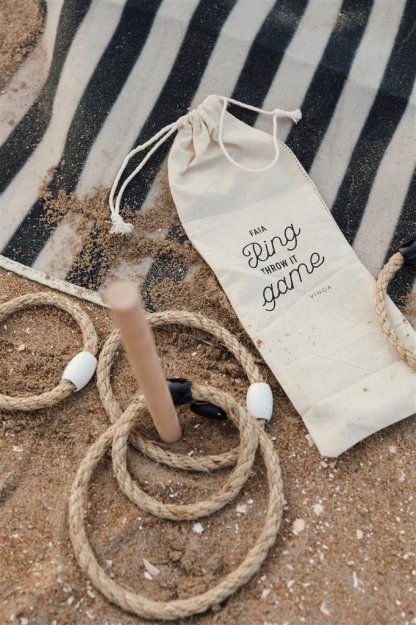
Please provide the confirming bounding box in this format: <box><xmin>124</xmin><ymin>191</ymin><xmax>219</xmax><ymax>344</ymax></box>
<box><xmin>111</xmin><ymin>383</ymin><xmax>259</xmax><ymax>521</ymax></box>
<box><xmin>97</xmin><ymin>309</ymin><xmax>265</xmax><ymax>471</ymax></box>
<box><xmin>375</xmin><ymin>248</ymin><xmax>416</xmax><ymax>370</ymax></box>
<box><xmin>68</xmin><ymin>386</ymin><xmax>284</xmax><ymax>621</ymax></box>
<box><xmin>218</xmin><ymin>96</ymin><xmax>301</xmax><ymax>173</ymax></box>
<box><xmin>0</xmin><ymin>292</ymin><xmax>98</xmax><ymax>411</ymax></box>
<box><xmin>68</xmin><ymin>309</ymin><xmax>284</xmax><ymax>620</ymax></box>
<box><xmin>0</xmin><ymin>292</ymin><xmax>284</xmax><ymax>620</ymax></box>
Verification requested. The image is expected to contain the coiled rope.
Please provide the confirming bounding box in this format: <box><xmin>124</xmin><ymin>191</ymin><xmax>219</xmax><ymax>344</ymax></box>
<box><xmin>2</xmin><ymin>258</ymin><xmax>415</xmax><ymax>620</ymax></box>
<box><xmin>0</xmin><ymin>292</ymin><xmax>98</xmax><ymax>411</ymax></box>
<box><xmin>375</xmin><ymin>250</ymin><xmax>416</xmax><ymax>371</ymax></box>
<box><xmin>69</xmin><ymin>310</ymin><xmax>284</xmax><ymax>620</ymax></box>
<box><xmin>68</xmin><ymin>385</ymin><xmax>283</xmax><ymax>620</ymax></box>
<box><xmin>97</xmin><ymin>310</ymin><xmax>264</xmax><ymax>471</ymax></box>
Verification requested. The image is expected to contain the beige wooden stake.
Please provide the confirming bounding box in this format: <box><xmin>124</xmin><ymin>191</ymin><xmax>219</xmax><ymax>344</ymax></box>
<box><xmin>105</xmin><ymin>281</ymin><xmax>182</xmax><ymax>443</ymax></box>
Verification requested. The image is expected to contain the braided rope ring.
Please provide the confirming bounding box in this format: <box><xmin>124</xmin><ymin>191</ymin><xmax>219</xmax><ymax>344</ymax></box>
<box><xmin>375</xmin><ymin>251</ymin><xmax>416</xmax><ymax>371</ymax></box>
<box><xmin>68</xmin><ymin>385</ymin><xmax>283</xmax><ymax>621</ymax></box>
<box><xmin>0</xmin><ymin>292</ymin><xmax>99</xmax><ymax>411</ymax></box>
<box><xmin>111</xmin><ymin>383</ymin><xmax>258</xmax><ymax>520</ymax></box>
<box><xmin>97</xmin><ymin>310</ymin><xmax>264</xmax><ymax>472</ymax></box>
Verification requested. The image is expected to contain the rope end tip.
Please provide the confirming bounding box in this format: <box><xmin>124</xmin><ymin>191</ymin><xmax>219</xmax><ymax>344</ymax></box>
<box><xmin>292</xmin><ymin>109</ymin><xmax>302</xmax><ymax>124</ymax></box>
<box><xmin>110</xmin><ymin>215</ymin><xmax>134</xmax><ymax>235</ymax></box>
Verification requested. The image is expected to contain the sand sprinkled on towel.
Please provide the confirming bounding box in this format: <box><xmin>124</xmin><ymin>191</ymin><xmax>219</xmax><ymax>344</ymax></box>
<box><xmin>0</xmin><ymin>0</ymin><xmax>44</xmax><ymax>90</ymax></box>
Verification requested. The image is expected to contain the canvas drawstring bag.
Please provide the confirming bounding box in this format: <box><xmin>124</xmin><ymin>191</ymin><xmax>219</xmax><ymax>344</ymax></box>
<box><xmin>108</xmin><ymin>94</ymin><xmax>416</xmax><ymax>457</ymax></box>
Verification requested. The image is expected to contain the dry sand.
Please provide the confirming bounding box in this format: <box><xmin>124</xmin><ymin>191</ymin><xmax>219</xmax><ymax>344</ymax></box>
<box><xmin>1</xmin><ymin>2</ymin><xmax>415</xmax><ymax>623</ymax></box>
<box><xmin>0</xmin><ymin>266</ymin><xmax>415</xmax><ymax>625</ymax></box>
<box><xmin>0</xmin><ymin>0</ymin><xmax>44</xmax><ymax>89</ymax></box>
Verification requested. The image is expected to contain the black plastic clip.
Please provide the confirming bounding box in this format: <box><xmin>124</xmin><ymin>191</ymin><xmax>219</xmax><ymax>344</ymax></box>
<box><xmin>167</xmin><ymin>378</ymin><xmax>227</xmax><ymax>420</ymax></box>
<box><xmin>397</xmin><ymin>238</ymin><xmax>416</xmax><ymax>264</ymax></box>
<box><xmin>190</xmin><ymin>401</ymin><xmax>227</xmax><ymax>420</ymax></box>
<box><xmin>167</xmin><ymin>378</ymin><xmax>193</xmax><ymax>405</ymax></box>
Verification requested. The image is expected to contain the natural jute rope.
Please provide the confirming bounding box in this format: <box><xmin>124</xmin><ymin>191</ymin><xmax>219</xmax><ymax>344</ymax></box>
<box><xmin>375</xmin><ymin>251</ymin><xmax>416</xmax><ymax>371</ymax></box>
<box><xmin>97</xmin><ymin>310</ymin><xmax>265</xmax><ymax>472</ymax></box>
<box><xmin>0</xmin><ymin>291</ymin><xmax>283</xmax><ymax>619</ymax></box>
<box><xmin>111</xmin><ymin>384</ymin><xmax>258</xmax><ymax>521</ymax></box>
<box><xmin>0</xmin><ymin>292</ymin><xmax>99</xmax><ymax>411</ymax></box>
<box><xmin>68</xmin><ymin>385</ymin><xmax>283</xmax><ymax>621</ymax></box>
<box><xmin>68</xmin><ymin>310</ymin><xmax>284</xmax><ymax>620</ymax></box>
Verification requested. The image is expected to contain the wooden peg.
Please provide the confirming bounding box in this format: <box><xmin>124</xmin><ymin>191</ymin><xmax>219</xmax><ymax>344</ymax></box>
<box><xmin>105</xmin><ymin>281</ymin><xmax>182</xmax><ymax>443</ymax></box>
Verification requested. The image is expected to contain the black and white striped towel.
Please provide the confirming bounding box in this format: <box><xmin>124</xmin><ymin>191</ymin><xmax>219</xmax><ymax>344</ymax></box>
<box><xmin>1</xmin><ymin>0</ymin><xmax>415</xmax><ymax>308</ymax></box>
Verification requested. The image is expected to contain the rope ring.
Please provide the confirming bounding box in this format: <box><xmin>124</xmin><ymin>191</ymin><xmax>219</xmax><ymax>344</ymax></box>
<box><xmin>111</xmin><ymin>383</ymin><xmax>258</xmax><ymax>520</ymax></box>
<box><xmin>0</xmin><ymin>292</ymin><xmax>99</xmax><ymax>411</ymax></box>
<box><xmin>375</xmin><ymin>247</ymin><xmax>416</xmax><ymax>371</ymax></box>
<box><xmin>97</xmin><ymin>310</ymin><xmax>264</xmax><ymax>472</ymax></box>
<box><xmin>69</xmin><ymin>385</ymin><xmax>284</xmax><ymax>621</ymax></box>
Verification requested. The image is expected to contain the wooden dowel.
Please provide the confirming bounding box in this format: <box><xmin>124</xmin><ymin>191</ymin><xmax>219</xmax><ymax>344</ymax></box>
<box><xmin>105</xmin><ymin>281</ymin><xmax>182</xmax><ymax>443</ymax></box>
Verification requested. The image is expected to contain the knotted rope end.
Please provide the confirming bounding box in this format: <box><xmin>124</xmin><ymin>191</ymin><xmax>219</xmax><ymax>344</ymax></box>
<box><xmin>110</xmin><ymin>214</ymin><xmax>134</xmax><ymax>235</ymax></box>
<box><xmin>272</xmin><ymin>108</ymin><xmax>302</xmax><ymax>124</ymax></box>
<box><xmin>291</xmin><ymin>108</ymin><xmax>302</xmax><ymax>124</ymax></box>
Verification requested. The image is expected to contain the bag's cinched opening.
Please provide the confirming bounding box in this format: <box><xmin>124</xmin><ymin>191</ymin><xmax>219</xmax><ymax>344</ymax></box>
<box><xmin>108</xmin><ymin>95</ymin><xmax>301</xmax><ymax>234</ymax></box>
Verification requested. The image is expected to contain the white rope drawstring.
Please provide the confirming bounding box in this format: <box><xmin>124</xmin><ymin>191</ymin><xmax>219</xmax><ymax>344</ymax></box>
<box><xmin>109</xmin><ymin>96</ymin><xmax>302</xmax><ymax>234</ymax></box>
<box><xmin>218</xmin><ymin>96</ymin><xmax>302</xmax><ymax>173</ymax></box>
<box><xmin>109</xmin><ymin>122</ymin><xmax>177</xmax><ymax>234</ymax></box>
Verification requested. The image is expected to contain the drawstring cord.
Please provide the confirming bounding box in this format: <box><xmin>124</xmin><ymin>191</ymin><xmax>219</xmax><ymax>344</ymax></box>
<box><xmin>218</xmin><ymin>96</ymin><xmax>301</xmax><ymax>173</ymax></box>
<box><xmin>109</xmin><ymin>96</ymin><xmax>302</xmax><ymax>235</ymax></box>
<box><xmin>109</xmin><ymin>122</ymin><xmax>178</xmax><ymax>234</ymax></box>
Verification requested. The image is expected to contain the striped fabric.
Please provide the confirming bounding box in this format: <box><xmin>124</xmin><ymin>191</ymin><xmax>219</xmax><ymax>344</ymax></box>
<box><xmin>1</xmin><ymin>0</ymin><xmax>415</xmax><ymax>308</ymax></box>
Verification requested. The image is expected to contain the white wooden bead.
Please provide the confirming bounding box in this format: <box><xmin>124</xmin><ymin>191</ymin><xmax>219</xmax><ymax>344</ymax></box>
<box><xmin>62</xmin><ymin>351</ymin><xmax>97</xmax><ymax>392</ymax></box>
<box><xmin>246</xmin><ymin>383</ymin><xmax>273</xmax><ymax>421</ymax></box>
